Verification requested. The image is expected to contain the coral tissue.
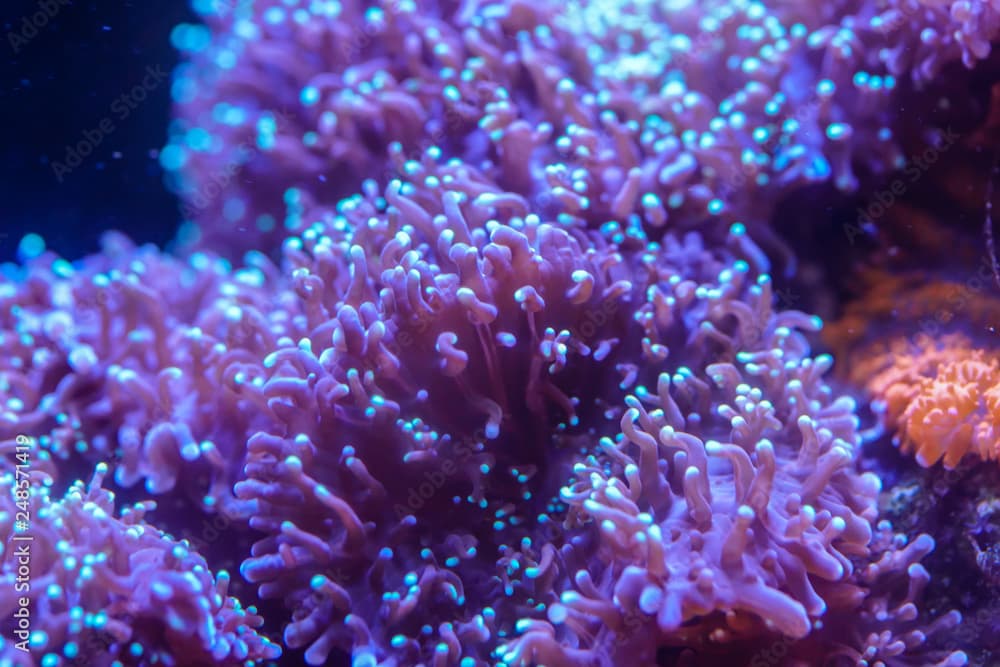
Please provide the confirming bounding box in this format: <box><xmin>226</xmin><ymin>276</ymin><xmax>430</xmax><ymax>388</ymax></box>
<box><xmin>3</xmin><ymin>0</ymin><xmax>997</xmax><ymax>664</ymax></box>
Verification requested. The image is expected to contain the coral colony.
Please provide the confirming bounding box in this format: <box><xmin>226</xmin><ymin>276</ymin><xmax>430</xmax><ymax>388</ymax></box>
<box><xmin>3</xmin><ymin>0</ymin><xmax>1000</xmax><ymax>666</ymax></box>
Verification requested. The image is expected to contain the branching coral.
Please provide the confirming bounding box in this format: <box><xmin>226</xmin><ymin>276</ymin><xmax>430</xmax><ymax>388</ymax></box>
<box><xmin>0</xmin><ymin>164</ymin><xmax>969</xmax><ymax>665</ymax></box>
<box><xmin>235</xmin><ymin>155</ymin><xmax>646</xmax><ymax>665</ymax></box>
<box><xmin>547</xmin><ymin>346</ymin><xmax>876</xmax><ymax>652</ymax></box>
<box><xmin>858</xmin><ymin>334</ymin><xmax>1000</xmax><ymax>469</ymax></box>
<box><xmin>0</xmin><ymin>232</ymin><xmax>283</xmax><ymax>515</ymax></box>
<box><xmin>498</xmin><ymin>232</ymin><xmax>963</xmax><ymax>666</ymax></box>
<box><xmin>861</xmin><ymin>0</ymin><xmax>1000</xmax><ymax>81</ymax></box>
<box><xmin>164</xmin><ymin>0</ymin><xmax>1000</xmax><ymax>258</ymax></box>
<box><xmin>0</xmin><ymin>0</ymin><xmax>993</xmax><ymax>664</ymax></box>
<box><xmin>0</xmin><ymin>463</ymin><xmax>281</xmax><ymax>666</ymax></box>
<box><xmin>219</xmin><ymin>140</ymin><xmax>965</xmax><ymax>664</ymax></box>
<box><xmin>800</xmin><ymin>523</ymin><xmax>967</xmax><ymax>667</ymax></box>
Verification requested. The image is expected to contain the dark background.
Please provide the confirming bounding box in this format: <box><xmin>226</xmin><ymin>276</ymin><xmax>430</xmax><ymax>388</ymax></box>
<box><xmin>1</xmin><ymin>1</ymin><xmax>196</xmax><ymax>263</ymax></box>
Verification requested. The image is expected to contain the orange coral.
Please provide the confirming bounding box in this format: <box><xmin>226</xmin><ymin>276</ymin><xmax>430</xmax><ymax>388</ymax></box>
<box><xmin>863</xmin><ymin>334</ymin><xmax>1000</xmax><ymax>468</ymax></box>
<box><xmin>824</xmin><ymin>271</ymin><xmax>1000</xmax><ymax>374</ymax></box>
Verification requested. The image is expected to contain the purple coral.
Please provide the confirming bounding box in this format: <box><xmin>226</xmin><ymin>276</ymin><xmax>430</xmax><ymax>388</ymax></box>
<box><xmin>0</xmin><ymin>0</ymin><xmax>992</xmax><ymax>663</ymax></box>
<box><xmin>161</xmin><ymin>0</ymin><xmax>1000</xmax><ymax>258</ymax></box>
<box><xmin>235</xmin><ymin>157</ymin><xmax>637</xmax><ymax>664</ymax></box>
<box><xmin>817</xmin><ymin>525</ymin><xmax>966</xmax><ymax>667</ymax></box>
<box><xmin>225</xmin><ymin>145</ymin><xmax>964</xmax><ymax>664</ymax></box>
<box><xmin>0</xmin><ymin>463</ymin><xmax>281</xmax><ymax>665</ymax></box>
<box><xmin>848</xmin><ymin>0</ymin><xmax>1000</xmax><ymax>82</ymax></box>
<box><xmin>0</xmin><ymin>232</ymin><xmax>282</xmax><ymax>516</ymax></box>
<box><xmin>545</xmin><ymin>315</ymin><xmax>876</xmax><ymax>652</ymax></box>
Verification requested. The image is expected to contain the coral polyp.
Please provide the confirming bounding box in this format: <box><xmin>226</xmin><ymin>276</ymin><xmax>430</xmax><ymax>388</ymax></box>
<box><xmin>165</xmin><ymin>0</ymin><xmax>990</xmax><ymax>258</ymax></box>
<box><xmin>0</xmin><ymin>464</ymin><xmax>281</xmax><ymax>666</ymax></box>
<box><xmin>3</xmin><ymin>0</ymin><xmax>1000</xmax><ymax>663</ymax></box>
<box><xmin>225</xmin><ymin>150</ymin><xmax>963</xmax><ymax>664</ymax></box>
<box><xmin>857</xmin><ymin>334</ymin><xmax>1000</xmax><ymax>469</ymax></box>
